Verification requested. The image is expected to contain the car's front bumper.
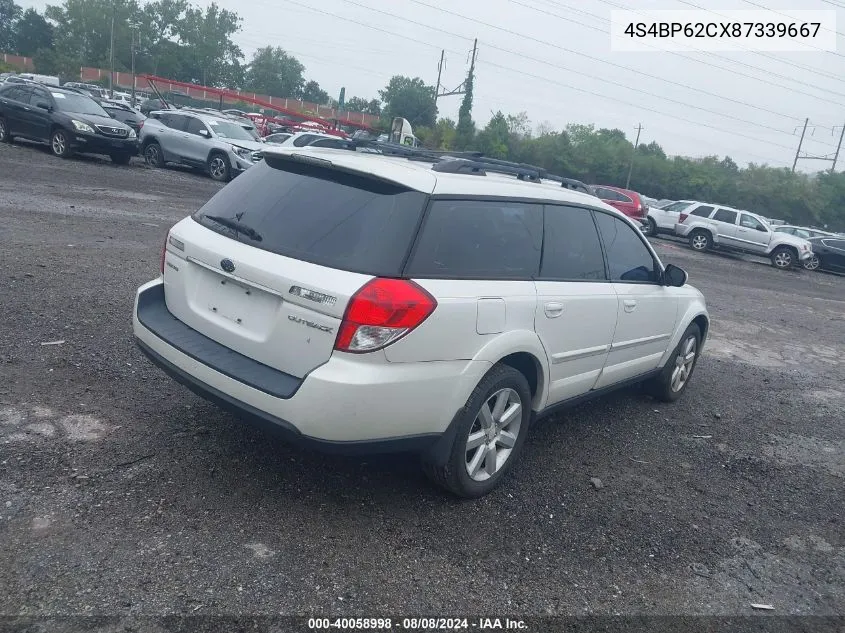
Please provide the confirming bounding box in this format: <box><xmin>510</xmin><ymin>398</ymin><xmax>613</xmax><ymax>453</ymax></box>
<box><xmin>132</xmin><ymin>280</ymin><xmax>490</xmax><ymax>453</ymax></box>
<box><xmin>71</xmin><ymin>133</ymin><xmax>138</xmax><ymax>155</ymax></box>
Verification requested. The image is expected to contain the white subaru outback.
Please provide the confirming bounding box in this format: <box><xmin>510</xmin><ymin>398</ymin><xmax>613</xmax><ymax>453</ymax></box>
<box><xmin>133</xmin><ymin>147</ymin><xmax>709</xmax><ymax>497</ymax></box>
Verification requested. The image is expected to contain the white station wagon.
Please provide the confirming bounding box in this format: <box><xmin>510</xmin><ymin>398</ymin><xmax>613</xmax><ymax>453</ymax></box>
<box><xmin>133</xmin><ymin>146</ymin><xmax>709</xmax><ymax>497</ymax></box>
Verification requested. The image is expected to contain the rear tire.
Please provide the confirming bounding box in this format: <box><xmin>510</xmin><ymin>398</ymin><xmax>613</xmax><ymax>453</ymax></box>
<box><xmin>689</xmin><ymin>230</ymin><xmax>712</xmax><ymax>251</ymax></box>
<box><xmin>646</xmin><ymin>323</ymin><xmax>701</xmax><ymax>403</ymax></box>
<box><xmin>0</xmin><ymin>117</ymin><xmax>11</xmax><ymax>143</ymax></box>
<box><xmin>770</xmin><ymin>246</ymin><xmax>796</xmax><ymax>270</ymax></box>
<box><xmin>645</xmin><ymin>217</ymin><xmax>658</xmax><ymax>237</ymax></box>
<box><xmin>208</xmin><ymin>152</ymin><xmax>230</xmax><ymax>182</ymax></box>
<box><xmin>50</xmin><ymin>129</ymin><xmax>72</xmax><ymax>158</ymax></box>
<box><xmin>143</xmin><ymin>141</ymin><xmax>164</xmax><ymax>167</ymax></box>
<box><xmin>422</xmin><ymin>364</ymin><xmax>531</xmax><ymax>498</ymax></box>
<box><xmin>110</xmin><ymin>152</ymin><xmax>132</xmax><ymax>165</ymax></box>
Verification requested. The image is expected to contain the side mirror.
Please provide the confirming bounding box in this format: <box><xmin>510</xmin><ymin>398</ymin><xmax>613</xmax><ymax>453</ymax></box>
<box><xmin>198</xmin><ymin>129</ymin><xmax>210</xmax><ymax>137</ymax></box>
<box><xmin>35</xmin><ymin>101</ymin><xmax>51</xmax><ymax>111</ymax></box>
<box><xmin>663</xmin><ymin>264</ymin><xmax>688</xmax><ymax>287</ymax></box>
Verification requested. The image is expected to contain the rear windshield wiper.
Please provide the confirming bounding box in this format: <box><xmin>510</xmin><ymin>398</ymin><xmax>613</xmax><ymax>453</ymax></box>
<box><xmin>204</xmin><ymin>214</ymin><xmax>263</xmax><ymax>242</ymax></box>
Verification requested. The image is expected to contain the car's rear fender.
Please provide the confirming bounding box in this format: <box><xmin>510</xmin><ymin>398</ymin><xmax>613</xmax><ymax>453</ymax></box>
<box><xmin>471</xmin><ymin>330</ymin><xmax>550</xmax><ymax>411</ymax></box>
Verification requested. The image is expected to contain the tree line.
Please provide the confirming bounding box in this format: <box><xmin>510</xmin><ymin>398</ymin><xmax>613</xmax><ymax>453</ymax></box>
<box><xmin>1</xmin><ymin>0</ymin><xmax>843</xmax><ymax>229</ymax></box>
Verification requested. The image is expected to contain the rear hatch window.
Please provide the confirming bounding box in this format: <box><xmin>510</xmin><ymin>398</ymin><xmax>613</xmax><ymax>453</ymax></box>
<box><xmin>193</xmin><ymin>160</ymin><xmax>428</xmax><ymax>276</ymax></box>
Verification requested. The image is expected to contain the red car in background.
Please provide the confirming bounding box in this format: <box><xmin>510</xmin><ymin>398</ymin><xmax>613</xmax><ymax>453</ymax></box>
<box><xmin>591</xmin><ymin>185</ymin><xmax>648</xmax><ymax>221</ymax></box>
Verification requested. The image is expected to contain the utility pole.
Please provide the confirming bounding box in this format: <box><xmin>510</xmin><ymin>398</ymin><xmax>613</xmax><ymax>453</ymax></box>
<box><xmin>435</xmin><ymin>50</ymin><xmax>444</xmax><ymax>106</ymax></box>
<box><xmin>625</xmin><ymin>123</ymin><xmax>642</xmax><ymax>190</ymax></box>
<box><xmin>831</xmin><ymin>121</ymin><xmax>845</xmax><ymax>173</ymax></box>
<box><xmin>129</xmin><ymin>22</ymin><xmax>139</xmax><ymax>108</ymax></box>
<box><xmin>109</xmin><ymin>3</ymin><xmax>115</xmax><ymax>98</ymax></box>
<box><xmin>792</xmin><ymin>117</ymin><xmax>808</xmax><ymax>172</ymax></box>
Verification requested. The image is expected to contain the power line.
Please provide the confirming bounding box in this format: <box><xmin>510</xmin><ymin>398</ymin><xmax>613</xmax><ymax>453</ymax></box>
<box><xmin>532</xmin><ymin>0</ymin><xmax>845</xmax><ymax>101</ymax></box>
<box><xmin>673</xmin><ymin>0</ymin><xmax>845</xmax><ymax>61</ymax></box>
<box><xmin>336</xmin><ymin>0</ymin><xmax>815</xmax><ymax>139</ymax></box>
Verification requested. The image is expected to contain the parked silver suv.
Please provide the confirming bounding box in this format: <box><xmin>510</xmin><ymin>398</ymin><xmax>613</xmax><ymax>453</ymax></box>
<box><xmin>674</xmin><ymin>203</ymin><xmax>813</xmax><ymax>269</ymax></box>
<box><xmin>140</xmin><ymin>109</ymin><xmax>265</xmax><ymax>181</ymax></box>
<box><xmin>133</xmin><ymin>147</ymin><xmax>709</xmax><ymax>497</ymax></box>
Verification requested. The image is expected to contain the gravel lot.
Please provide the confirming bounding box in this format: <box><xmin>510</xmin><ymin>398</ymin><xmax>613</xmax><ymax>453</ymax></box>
<box><xmin>0</xmin><ymin>142</ymin><xmax>843</xmax><ymax>623</ymax></box>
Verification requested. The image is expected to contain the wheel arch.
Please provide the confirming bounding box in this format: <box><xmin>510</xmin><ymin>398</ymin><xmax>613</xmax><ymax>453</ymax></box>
<box><xmin>659</xmin><ymin>303</ymin><xmax>710</xmax><ymax>368</ymax></box>
<box><xmin>471</xmin><ymin>330</ymin><xmax>550</xmax><ymax>411</ymax></box>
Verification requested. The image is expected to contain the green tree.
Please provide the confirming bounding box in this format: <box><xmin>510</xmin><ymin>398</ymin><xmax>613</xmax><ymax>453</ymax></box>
<box><xmin>0</xmin><ymin>0</ymin><xmax>22</xmax><ymax>52</ymax></box>
<box><xmin>138</xmin><ymin>0</ymin><xmax>189</xmax><ymax>75</ymax></box>
<box><xmin>244</xmin><ymin>46</ymin><xmax>304</xmax><ymax>97</ymax></box>
<box><xmin>477</xmin><ymin>111</ymin><xmax>509</xmax><ymax>159</ymax></box>
<box><xmin>13</xmin><ymin>8</ymin><xmax>54</xmax><ymax>56</ymax></box>
<box><xmin>33</xmin><ymin>46</ymin><xmax>79</xmax><ymax>79</ymax></box>
<box><xmin>45</xmin><ymin>0</ymin><xmax>139</xmax><ymax>69</ymax></box>
<box><xmin>177</xmin><ymin>2</ymin><xmax>243</xmax><ymax>86</ymax></box>
<box><xmin>300</xmin><ymin>80</ymin><xmax>329</xmax><ymax>104</ymax></box>
<box><xmin>378</xmin><ymin>75</ymin><xmax>436</xmax><ymax>129</ymax></box>
<box><xmin>345</xmin><ymin>96</ymin><xmax>381</xmax><ymax>116</ymax></box>
<box><xmin>454</xmin><ymin>68</ymin><xmax>475</xmax><ymax>150</ymax></box>
<box><xmin>426</xmin><ymin>117</ymin><xmax>456</xmax><ymax>150</ymax></box>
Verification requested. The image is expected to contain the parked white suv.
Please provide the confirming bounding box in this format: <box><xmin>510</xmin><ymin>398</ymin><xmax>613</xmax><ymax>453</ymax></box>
<box><xmin>133</xmin><ymin>148</ymin><xmax>709</xmax><ymax>497</ymax></box>
<box><xmin>645</xmin><ymin>200</ymin><xmax>697</xmax><ymax>237</ymax></box>
<box><xmin>675</xmin><ymin>203</ymin><xmax>813</xmax><ymax>269</ymax></box>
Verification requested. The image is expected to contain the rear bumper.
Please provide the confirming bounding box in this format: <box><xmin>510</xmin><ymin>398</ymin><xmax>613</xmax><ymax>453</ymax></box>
<box><xmin>674</xmin><ymin>223</ymin><xmax>692</xmax><ymax>237</ymax></box>
<box><xmin>132</xmin><ymin>280</ymin><xmax>491</xmax><ymax>452</ymax></box>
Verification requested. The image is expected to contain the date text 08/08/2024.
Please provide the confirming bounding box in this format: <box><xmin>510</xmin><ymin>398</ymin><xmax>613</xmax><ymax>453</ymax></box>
<box><xmin>307</xmin><ymin>617</ymin><xmax>528</xmax><ymax>630</ymax></box>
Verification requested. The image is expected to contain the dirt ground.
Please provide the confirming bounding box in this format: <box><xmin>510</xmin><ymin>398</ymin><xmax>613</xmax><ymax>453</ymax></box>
<box><xmin>0</xmin><ymin>142</ymin><xmax>843</xmax><ymax>627</ymax></box>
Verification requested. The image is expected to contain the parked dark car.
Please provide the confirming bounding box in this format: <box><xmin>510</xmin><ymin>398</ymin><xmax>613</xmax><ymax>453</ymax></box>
<box><xmin>139</xmin><ymin>98</ymin><xmax>169</xmax><ymax>115</ymax></box>
<box><xmin>0</xmin><ymin>84</ymin><xmax>138</xmax><ymax>163</ymax></box>
<box><xmin>100</xmin><ymin>100</ymin><xmax>146</xmax><ymax>134</ymax></box>
<box><xmin>805</xmin><ymin>236</ymin><xmax>845</xmax><ymax>273</ymax></box>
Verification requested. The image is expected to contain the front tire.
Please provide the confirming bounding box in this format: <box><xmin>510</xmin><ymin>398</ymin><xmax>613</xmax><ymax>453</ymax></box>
<box><xmin>770</xmin><ymin>246</ymin><xmax>796</xmax><ymax>269</ymax></box>
<box><xmin>208</xmin><ymin>152</ymin><xmax>231</xmax><ymax>182</ymax></box>
<box><xmin>423</xmin><ymin>364</ymin><xmax>531</xmax><ymax>498</ymax></box>
<box><xmin>803</xmin><ymin>254</ymin><xmax>820</xmax><ymax>271</ymax></box>
<box><xmin>143</xmin><ymin>142</ymin><xmax>164</xmax><ymax>167</ymax></box>
<box><xmin>689</xmin><ymin>230</ymin><xmax>712</xmax><ymax>251</ymax></box>
<box><xmin>50</xmin><ymin>129</ymin><xmax>72</xmax><ymax>158</ymax></box>
<box><xmin>646</xmin><ymin>323</ymin><xmax>701</xmax><ymax>403</ymax></box>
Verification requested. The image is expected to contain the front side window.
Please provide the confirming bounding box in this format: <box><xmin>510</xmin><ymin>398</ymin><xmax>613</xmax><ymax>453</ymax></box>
<box><xmin>594</xmin><ymin>212</ymin><xmax>659</xmax><ymax>283</ymax></box>
<box><xmin>740</xmin><ymin>214</ymin><xmax>766</xmax><ymax>231</ymax></box>
<box><xmin>540</xmin><ymin>205</ymin><xmax>606</xmax><ymax>281</ymax></box>
<box><xmin>407</xmin><ymin>200</ymin><xmax>543</xmax><ymax>279</ymax></box>
<box><xmin>185</xmin><ymin>117</ymin><xmax>208</xmax><ymax>136</ymax></box>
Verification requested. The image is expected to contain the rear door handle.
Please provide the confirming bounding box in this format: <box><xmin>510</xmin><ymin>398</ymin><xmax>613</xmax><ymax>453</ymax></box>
<box><xmin>623</xmin><ymin>299</ymin><xmax>637</xmax><ymax>313</ymax></box>
<box><xmin>544</xmin><ymin>302</ymin><xmax>564</xmax><ymax>318</ymax></box>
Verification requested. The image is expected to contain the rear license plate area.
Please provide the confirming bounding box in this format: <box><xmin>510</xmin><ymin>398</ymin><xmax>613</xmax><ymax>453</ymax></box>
<box><xmin>202</xmin><ymin>274</ymin><xmax>279</xmax><ymax>332</ymax></box>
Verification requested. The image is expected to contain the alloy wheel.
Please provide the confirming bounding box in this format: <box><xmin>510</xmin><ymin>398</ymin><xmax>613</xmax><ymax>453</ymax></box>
<box><xmin>0</xmin><ymin>119</ymin><xmax>6</xmax><ymax>142</ymax></box>
<box><xmin>145</xmin><ymin>145</ymin><xmax>160</xmax><ymax>165</ymax></box>
<box><xmin>691</xmin><ymin>235</ymin><xmax>708</xmax><ymax>250</ymax></box>
<box><xmin>803</xmin><ymin>255</ymin><xmax>820</xmax><ymax>271</ymax></box>
<box><xmin>209</xmin><ymin>157</ymin><xmax>227</xmax><ymax>180</ymax></box>
<box><xmin>774</xmin><ymin>251</ymin><xmax>792</xmax><ymax>268</ymax></box>
<box><xmin>464</xmin><ymin>388</ymin><xmax>523</xmax><ymax>482</ymax></box>
<box><xmin>671</xmin><ymin>336</ymin><xmax>697</xmax><ymax>392</ymax></box>
<box><xmin>52</xmin><ymin>132</ymin><xmax>66</xmax><ymax>156</ymax></box>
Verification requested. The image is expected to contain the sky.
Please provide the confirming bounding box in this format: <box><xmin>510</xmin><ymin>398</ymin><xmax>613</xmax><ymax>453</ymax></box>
<box><xmin>17</xmin><ymin>0</ymin><xmax>845</xmax><ymax>170</ymax></box>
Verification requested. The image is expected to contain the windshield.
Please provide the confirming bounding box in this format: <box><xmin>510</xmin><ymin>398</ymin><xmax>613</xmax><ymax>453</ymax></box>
<box><xmin>661</xmin><ymin>201</ymin><xmax>695</xmax><ymax>212</ymax></box>
<box><xmin>52</xmin><ymin>92</ymin><xmax>108</xmax><ymax>116</ymax></box>
<box><xmin>207</xmin><ymin>119</ymin><xmax>256</xmax><ymax>141</ymax></box>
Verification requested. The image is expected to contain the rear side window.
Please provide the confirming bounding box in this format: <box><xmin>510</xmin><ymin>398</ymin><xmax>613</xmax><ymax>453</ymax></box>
<box><xmin>293</xmin><ymin>134</ymin><xmax>318</xmax><ymax>147</ymax></box>
<box><xmin>713</xmin><ymin>209</ymin><xmax>738</xmax><ymax>224</ymax></box>
<box><xmin>661</xmin><ymin>201</ymin><xmax>693</xmax><ymax>213</ymax></box>
<box><xmin>540</xmin><ymin>206</ymin><xmax>606</xmax><ymax>281</ymax></box>
<box><xmin>407</xmin><ymin>200</ymin><xmax>542</xmax><ymax>279</ymax></box>
<box><xmin>194</xmin><ymin>161</ymin><xmax>427</xmax><ymax>276</ymax></box>
<box><xmin>594</xmin><ymin>212</ymin><xmax>659</xmax><ymax>283</ymax></box>
<box><xmin>690</xmin><ymin>205</ymin><xmax>714</xmax><ymax>218</ymax></box>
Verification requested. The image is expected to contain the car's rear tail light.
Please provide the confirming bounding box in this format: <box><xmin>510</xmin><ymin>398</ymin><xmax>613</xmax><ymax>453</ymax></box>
<box><xmin>334</xmin><ymin>278</ymin><xmax>437</xmax><ymax>353</ymax></box>
<box><xmin>137</xmin><ymin>120</ymin><xmax>144</xmax><ymax>131</ymax></box>
<box><xmin>679</xmin><ymin>213</ymin><xmax>689</xmax><ymax>223</ymax></box>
